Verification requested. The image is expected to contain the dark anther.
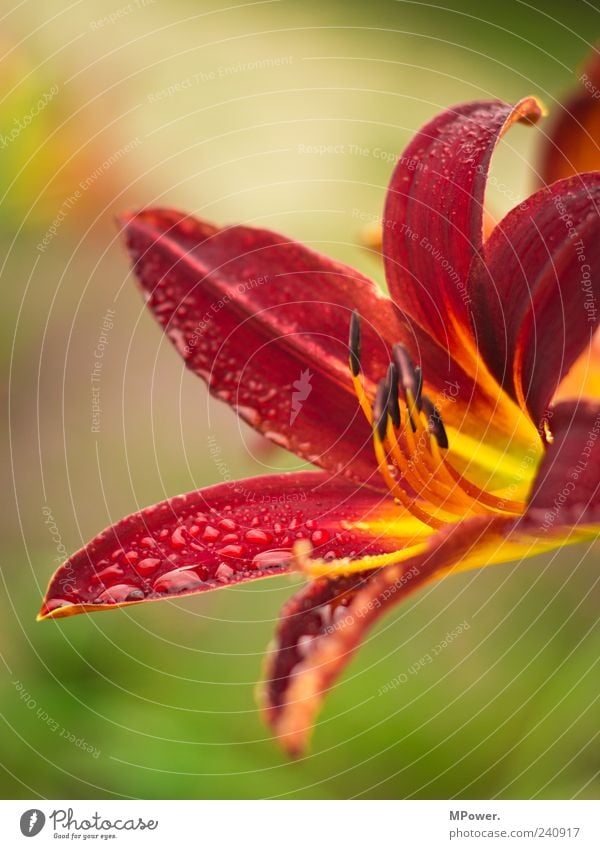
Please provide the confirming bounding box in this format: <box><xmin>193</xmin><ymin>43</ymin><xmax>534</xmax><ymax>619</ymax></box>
<box><xmin>386</xmin><ymin>362</ymin><xmax>401</xmax><ymax>429</ymax></box>
<box><xmin>393</xmin><ymin>344</ymin><xmax>422</xmax><ymax>410</ymax></box>
<box><xmin>422</xmin><ymin>396</ymin><xmax>448</xmax><ymax>450</ymax></box>
<box><xmin>373</xmin><ymin>379</ymin><xmax>391</xmax><ymax>442</ymax></box>
<box><xmin>349</xmin><ymin>310</ymin><xmax>362</xmax><ymax>376</ymax></box>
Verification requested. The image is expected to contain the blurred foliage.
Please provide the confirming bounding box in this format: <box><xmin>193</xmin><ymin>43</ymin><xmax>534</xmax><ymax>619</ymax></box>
<box><xmin>2</xmin><ymin>0</ymin><xmax>599</xmax><ymax>799</ymax></box>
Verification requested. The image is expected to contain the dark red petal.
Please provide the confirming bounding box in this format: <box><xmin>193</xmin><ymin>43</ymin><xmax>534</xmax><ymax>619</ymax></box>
<box><xmin>38</xmin><ymin>472</ymin><xmax>409</xmax><ymax>620</ymax></box>
<box><xmin>469</xmin><ymin>174</ymin><xmax>600</xmax><ymax>425</ymax></box>
<box><xmin>261</xmin><ymin>514</ymin><xmax>510</xmax><ymax>756</ymax></box>
<box><xmin>383</xmin><ymin>98</ymin><xmax>542</xmax><ymax>357</ymax></box>
<box><xmin>539</xmin><ymin>48</ymin><xmax>600</xmax><ymax>185</ymax></box>
<box><xmin>120</xmin><ymin>208</ymin><xmax>404</xmax><ymax>485</ymax></box>
<box><xmin>524</xmin><ymin>399</ymin><xmax>600</xmax><ymax>531</ymax></box>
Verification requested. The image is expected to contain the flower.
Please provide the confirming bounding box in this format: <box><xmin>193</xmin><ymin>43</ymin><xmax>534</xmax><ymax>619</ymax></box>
<box><xmin>39</xmin><ymin>82</ymin><xmax>599</xmax><ymax>756</ymax></box>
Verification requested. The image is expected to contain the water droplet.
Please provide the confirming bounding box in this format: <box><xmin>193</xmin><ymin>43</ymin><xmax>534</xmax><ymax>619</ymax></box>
<box><xmin>305</xmin><ymin>519</ymin><xmax>316</xmax><ymax>530</ymax></box>
<box><xmin>311</xmin><ymin>529</ymin><xmax>330</xmax><ymax>545</ymax></box>
<box><xmin>140</xmin><ymin>537</ymin><xmax>156</xmax><ymax>548</ymax></box>
<box><xmin>215</xmin><ymin>563</ymin><xmax>235</xmax><ymax>583</ymax></box>
<box><xmin>91</xmin><ymin>564</ymin><xmax>124</xmax><ymax>585</ymax></box>
<box><xmin>219</xmin><ymin>518</ymin><xmax>237</xmax><ymax>532</ymax></box>
<box><xmin>153</xmin><ymin>569</ymin><xmax>205</xmax><ymax>594</ymax></box>
<box><xmin>222</xmin><ymin>533</ymin><xmax>239</xmax><ymax>543</ymax></box>
<box><xmin>297</xmin><ymin>634</ymin><xmax>317</xmax><ymax>658</ymax></box>
<box><xmin>202</xmin><ymin>525</ymin><xmax>220</xmax><ymax>541</ymax></box>
<box><xmin>217</xmin><ymin>544</ymin><xmax>245</xmax><ymax>558</ymax></box>
<box><xmin>250</xmin><ymin>549</ymin><xmax>292</xmax><ymax>569</ymax></box>
<box><xmin>43</xmin><ymin>598</ymin><xmax>73</xmax><ymax>614</ymax></box>
<box><xmin>95</xmin><ymin>584</ymin><xmax>144</xmax><ymax>603</ymax></box>
<box><xmin>171</xmin><ymin>526</ymin><xmax>187</xmax><ymax>547</ymax></box>
<box><xmin>136</xmin><ymin>557</ymin><xmax>162</xmax><ymax>576</ymax></box>
<box><xmin>264</xmin><ymin>431</ymin><xmax>289</xmax><ymax>449</ymax></box>
<box><xmin>123</xmin><ymin>550</ymin><xmax>139</xmax><ymax>564</ymax></box>
<box><xmin>244</xmin><ymin>529</ymin><xmax>273</xmax><ymax>545</ymax></box>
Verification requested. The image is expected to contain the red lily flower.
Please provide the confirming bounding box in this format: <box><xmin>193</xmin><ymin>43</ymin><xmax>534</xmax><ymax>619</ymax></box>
<box><xmin>39</xmin><ymin>85</ymin><xmax>599</xmax><ymax>755</ymax></box>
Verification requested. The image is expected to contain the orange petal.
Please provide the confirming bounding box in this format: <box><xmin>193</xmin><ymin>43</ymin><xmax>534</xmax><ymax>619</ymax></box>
<box><xmin>539</xmin><ymin>48</ymin><xmax>600</xmax><ymax>184</ymax></box>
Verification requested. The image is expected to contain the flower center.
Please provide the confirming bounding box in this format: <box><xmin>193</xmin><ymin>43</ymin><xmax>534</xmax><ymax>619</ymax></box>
<box><xmin>348</xmin><ymin>311</ymin><xmax>527</xmax><ymax>530</ymax></box>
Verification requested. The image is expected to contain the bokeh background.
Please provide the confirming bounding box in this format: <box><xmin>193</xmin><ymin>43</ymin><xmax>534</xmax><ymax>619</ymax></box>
<box><xmin>2</xmin><ymin>0</ymin><xmax>599</xmax><ymax>799</ymax></box>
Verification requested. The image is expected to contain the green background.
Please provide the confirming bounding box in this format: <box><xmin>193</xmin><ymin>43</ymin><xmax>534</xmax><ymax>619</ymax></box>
<box><xmin>2</xmin><ymin>0</ymin><xmax>599</xmax><ymax>799</ymax></box>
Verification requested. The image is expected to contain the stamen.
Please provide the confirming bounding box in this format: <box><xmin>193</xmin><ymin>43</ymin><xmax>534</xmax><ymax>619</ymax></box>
<box><xmin>349</xmin><ymin>309</ymin><xmax>361</xmax><ymax>377</ymax></box>
<box><xmin>385</xmin><ymin>417</ymin><xmax>477</xmax><ymax>516</ymax></box>
<box><xmin>294</xmin><ymin>538</ymin><xmax>428</xmax><ymax>578</ymax></box>
<box><xmin>421</xmin><ymin>396</ymin><xmax>449</xmax><ymax>450</ymax></box>
<box><xmin>373</xmin><ymin>378</ymin><xmax>392</xmax><ymax>442</ymax></box>
<box><xmin>372</xmin><ymin>428</ymin><xmax>446</xmax><ymax>529</ymax></box>
<box><xmin>387</xmin><ymin>362</ymin><xmax>401</xmax><ymax>429</ymax></box>
<box><xmin>344</xmin><ymin>315</ymin><xmax>527</xmax><ymax>539</ymax></box>
<box><xmin>393</xmin><ymin>344</ymin><xmax>422</xmax><ymax>411</ymax></box>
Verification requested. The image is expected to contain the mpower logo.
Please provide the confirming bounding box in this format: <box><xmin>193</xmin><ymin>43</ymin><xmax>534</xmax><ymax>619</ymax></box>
<box><xmin>19</xmin><ymin>809</ymin><xmax>45</xmax><ymax>837</ymax></box>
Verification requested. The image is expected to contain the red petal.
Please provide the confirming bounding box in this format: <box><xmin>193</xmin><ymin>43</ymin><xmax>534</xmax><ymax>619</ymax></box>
<box><xmin>539</xmin><ymin>49</ymin><xmax>600</xmax><ymax>185</ymax></box>
<box><xmin>383</xmin><ymin>98</ymin><xmax>542</xmax><ymax>358</ymax></box>
<box><xmin>524</xmin><ymin>399</ymin><xmax>600</xmax><ymax>531</ymax></box>
<box><xmin>261</xmin><ymin>514</ymin><xmax>510</xmax><ymax>755</ymax></box>
<box><xmin>470</xmin><ymin>174</ymin><xmax>600</xmax><ymax>424</ymax></box>
<box><xmin>120</xmin><ymin>208</ymin><xmax>403</xmax><ymax>485</ymax></box>
<box><xmin>38</xmin><ymin>472</ymin><xmax>411</xmax><ymax>620</ymax></box>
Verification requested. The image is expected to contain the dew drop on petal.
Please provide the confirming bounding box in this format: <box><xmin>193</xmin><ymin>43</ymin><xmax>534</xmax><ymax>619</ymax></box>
<box><xmin>217</xmin><ymin>544</ymin><xmax>245</xmax><ymax>558</ymax></box>
<box><xmin>215</xmin><ymin>563</ymin><xmax>235</xmax><ymax>583</ymax></box>
<box><xmin>250</xmin><ymin>549</ymin><xmax>293</xmax><ymax>569</ymax></box>
<box><xmin>152</xmin><ymin>569</ymin><xmax>205</xmax><ymax>594</ymax></box>
<box><xmin>136</xmin><ymin>557</ymin><xmax>162</xmax><ymax>576</ymax></box>
<box><xmin>171</xmin><ymin>526</ymin><xmax>187</xmax><ymax>547</ymax></box>
<box><xmin>244</xmin><ymin>529</ymin><xmax>273</xmax><ymax>545</ymax></box>
<box><xmin>95</xmin><ymin>584</ymin><xmax>145</xmax><ymax>603</ymax></box>
<box><xmin>311</xmin><ymin>529</ymin><xmax>330</xmax><ymax>545</ymax></box>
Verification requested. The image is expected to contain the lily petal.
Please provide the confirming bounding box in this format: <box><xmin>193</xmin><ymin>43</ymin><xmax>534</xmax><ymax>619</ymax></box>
<box><xmin>383</xmin><ymin>98</ymin><xmax>542</xmax><ymax>362</ymax></box>
<box><xmin>261</xmin><ymin>513</ymin><xmax>512</xmax><ymax>756</ymax></box>
<box><xmin>524</xmin><ymin>399</ymin><xmax>600</xmax><ymax>532</ymax></box>
<box><xmin>540</xmin><ymin>48</ymin><xmax>600</xmax><ymax>185</ymax></box>
<box><xmin>469</xmin><ymin>174</ymin><xmax>600</xmax><ymax>425</ymax></box>
<box><xmin>120</xmin><ymin>208</ymin><xmax>404</xmax><ymax>485</ymax></box>
<box><xmin>38</xmin><ymin>472</ymin><xmax>430</xmax><ymax>620</ymax></box>
<box><xmin>554</xmin><ymin>327</ymin><xmax>600</xmax><ymax>403</ymax></box>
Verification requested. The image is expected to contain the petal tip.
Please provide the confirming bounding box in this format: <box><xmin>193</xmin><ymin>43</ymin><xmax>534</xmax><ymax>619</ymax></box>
<box><xmin>516</xmin><ymin>95</ymin><xmax>546</xmax><ymax>125</ymax></box>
